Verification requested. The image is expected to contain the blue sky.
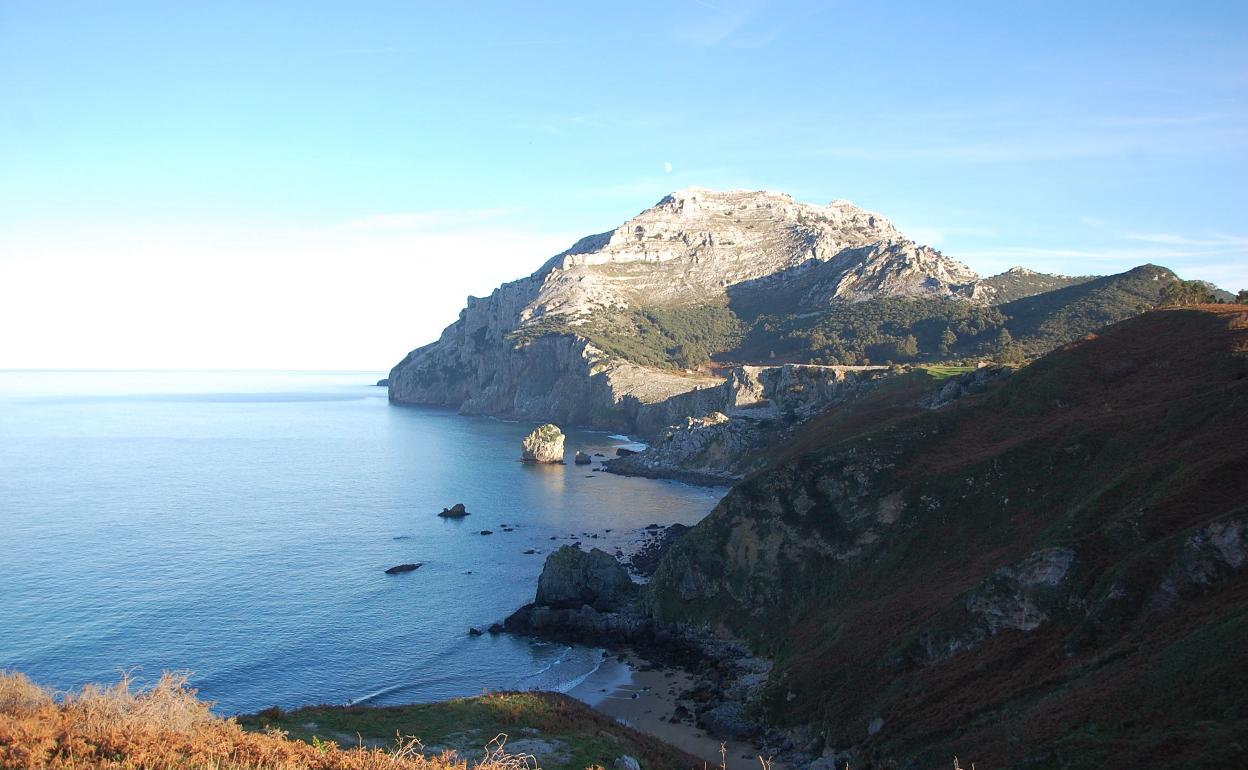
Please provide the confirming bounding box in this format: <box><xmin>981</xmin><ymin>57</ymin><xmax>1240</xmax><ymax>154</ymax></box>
<box><xmin>1</xmin><ymin>1</ymin><xmax>1245</xmax><ymax>368</ymax></box>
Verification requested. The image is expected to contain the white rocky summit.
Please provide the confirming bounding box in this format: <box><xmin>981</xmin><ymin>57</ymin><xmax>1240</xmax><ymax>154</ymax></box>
<box><xmin>387</xmin><ymin>187</ymin><xmax>986</xmax><ymax>434</ymax></box>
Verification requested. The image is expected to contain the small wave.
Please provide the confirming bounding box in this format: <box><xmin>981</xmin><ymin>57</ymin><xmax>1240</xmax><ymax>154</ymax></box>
<box><xmin>607</xmin><ymin>434</ymin><xmax>631</xmax><ymax>442</ymax></box>
<box><xmin>346</xmin><ymin>682</ymin><xmax>409</xmax><ymax>706</ymax></box>
<box><xmin>512</xmin><ymin>645</ymin><xmax>606</xmax><ymax>693</ymax></box>
<box><xmin>512</xmin><ymin>645</ymin><xmax>572</xmax><ymax>685</ymax></box>
<box><xmin>553</xmin><ymin>655</ymin><xmax>604</xmax><ymax>693</ymax></box>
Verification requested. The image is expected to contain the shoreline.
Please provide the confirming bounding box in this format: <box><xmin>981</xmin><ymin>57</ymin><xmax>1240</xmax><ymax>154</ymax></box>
<box><xmin>567</xmin><ymin>650</ymin><xmax>788</xmax><ymax>770</ymax></box>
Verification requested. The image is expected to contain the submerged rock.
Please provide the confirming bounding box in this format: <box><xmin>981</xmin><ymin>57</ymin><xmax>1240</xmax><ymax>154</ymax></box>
<box><xmin>385</xmin><ymin>563</ymin><xmax>422</xmax><ymax>575</ymax></box>
<box><xmin>574</xmin><ymin>451</ymin><xmax>592</xmax><ymax>465</ymax></box>
<box><xmin>438</xmin><ymin>503</ymin><xmax>470</xmax><ymax>518</ymax></box>
<box><xmin>522</xmin><ymin>424</ymin><xmax>566</xmax><ymax>463</ymax></box>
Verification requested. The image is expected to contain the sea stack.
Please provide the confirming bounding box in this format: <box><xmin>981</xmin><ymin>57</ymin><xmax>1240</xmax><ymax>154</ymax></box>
<box><xmin>521</xmin><ymin>424</ymin><xmax>565</xmax><ymax>463</ymax></box>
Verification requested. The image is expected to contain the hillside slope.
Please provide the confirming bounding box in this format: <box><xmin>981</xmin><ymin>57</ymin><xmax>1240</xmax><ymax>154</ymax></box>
<box><xmin>649</xmin><ymin>306</ymin><xmax>1248</xmax><ymax>769</ymax></box>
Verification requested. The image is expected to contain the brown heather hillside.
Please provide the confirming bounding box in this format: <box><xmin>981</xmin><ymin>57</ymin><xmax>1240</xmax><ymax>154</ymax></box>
<box><xmin>651</xmin><ymin>306</ymin><xmax>1248</xmax><ymax>769</ymax></box>
<box><xmin>0</xmin><ymin>671</ymin><xmax>706</xmax><ymax>770</ymax></box>
<box><xmin>0</xmin><ymin>671</ymin><xmax>480</xmax><ymax>770</ymax></box>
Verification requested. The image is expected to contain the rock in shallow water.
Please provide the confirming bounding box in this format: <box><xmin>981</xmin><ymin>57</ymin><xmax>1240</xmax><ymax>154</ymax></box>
<box><xmin>521</xmin><ymin>424</ymin><xmax>565</xmax><ymax>463</ymax></box>
<box><xmin>384</xmin><ymin>563</ymin><xmax>422</xmax><ymax>575</ymax></box>
<box><xmin>535</xmin><ymin>545</ymin><xmax>636</xmax><ymax>612</ymax></box>
<box><xmin>438</xmin><ymin>502</ymin><xmax>470</xmax><ymax>517</ymax></box>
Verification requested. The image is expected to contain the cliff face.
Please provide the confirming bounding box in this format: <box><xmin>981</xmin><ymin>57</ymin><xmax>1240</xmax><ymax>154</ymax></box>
<box><xmin>607</xmin><ymin>365</ymin><xmax>891</xmax><ymax>483</ymax></box>
<box><xmin>649</xmin><ymin>307</ymin><xmax>1248</xmax><ymax>769</ymax></box>
<box><xmin>387</xmin><ymin>188</ymin><xmax>979</xmax><ymax>434</ymax></box>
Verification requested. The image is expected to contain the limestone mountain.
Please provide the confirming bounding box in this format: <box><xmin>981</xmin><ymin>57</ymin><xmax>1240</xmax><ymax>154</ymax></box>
<box><xmin>387</xmin><ymin>188</ymin><xmax>977</xmax><ymax>431</ymax></box>
<box><xmin>386</xmin><ymin>188</ymin><xmax>1188</xmax><ymax>434</ymax></box>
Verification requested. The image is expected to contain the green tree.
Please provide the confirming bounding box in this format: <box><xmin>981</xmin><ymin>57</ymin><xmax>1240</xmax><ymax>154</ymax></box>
<box><xmin>1237</xmin><ymin>289</ymin><xmax>1248</xmax><ymax>304</ymax></box>
<box><xmin>1159</xmin><ymin>279</ymin><xmax>1219</xmax><ymax>307</ymax></box>
<box><xmin>895</xmin><ymin>334</ymin><xmax>919</xmax><ymax>360</ymax></box>
<box><xmin>940</xmin><ymin>328</ymin><xmax>958</xmax><ymax>354</ymax></box>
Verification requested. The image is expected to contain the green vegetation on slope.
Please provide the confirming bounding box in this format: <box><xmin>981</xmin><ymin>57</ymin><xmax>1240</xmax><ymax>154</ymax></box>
<box><xmin>506</xmin><ymin>266</ymin><xmax>1201</xmax><ymax>371</ymax></box>
<box><xmin>511</xmin><ymin>303</ymin><xmax>744</xmax><ymax>370</ymax></box>
<box><xmin>731</xmin><ymin>296</ymin><xmax>1013</xmax><ymax>365</ymax></box>
<box><xmin>998</xmin><ymin>263</ymin><xmax>1177</xmax><ymax>355</ymax></box>
<box><xmin>649</xmin><ymin>307</ymin><xmax>1248</xmax><ymax>769</ymax></box>
<box><xmin>240</xmin><ymin>692</ymin><xmax>703</xmax><ymax>770</ymax></box>
<box><xmin>979</xmin><ymin>269</ymin><xmax>1093</xmax><ymax>304</ymax></box>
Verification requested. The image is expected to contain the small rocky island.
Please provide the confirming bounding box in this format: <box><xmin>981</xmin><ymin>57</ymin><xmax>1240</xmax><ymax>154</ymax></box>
<box><xmin>521</xmin><ymin>423</ymin><xmax>565</xmax><ymax>463</ymax></box>
<box><xmin>437</xmin><ymin>503</ymin><xmax>470</xmax><ymax>518</ymax></box>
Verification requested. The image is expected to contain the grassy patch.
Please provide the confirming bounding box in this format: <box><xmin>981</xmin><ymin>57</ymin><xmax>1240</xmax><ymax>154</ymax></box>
<box><xmin>920</xmin><ymin>364</ymin><xmax>977</xmax><ymax>380</ymax></box>
<box><xmin>240</xmin><ymin>691</ymin><xmax>705</xmax><ymax>770</ymax></box>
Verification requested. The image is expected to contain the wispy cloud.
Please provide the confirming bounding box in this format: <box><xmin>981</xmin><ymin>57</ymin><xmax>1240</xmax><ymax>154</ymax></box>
<box><xmin>806</xmin><ymin>102</ymin><xmax>1248</xmax><ymax>164</ymax></box>
<box><xmin>676</xmin><ymin>0</ymin><xmax>783</xmax><ymax>48</ymax></box>
<box><xmin>1123</xmin><ymin>231</ymin><xmax>1248</xmax><ymax>249</ymax></box>
<box><xmin>336</xmin><ymin>208</ymin><xmax>510</xmax><ymax>232</ymax></box>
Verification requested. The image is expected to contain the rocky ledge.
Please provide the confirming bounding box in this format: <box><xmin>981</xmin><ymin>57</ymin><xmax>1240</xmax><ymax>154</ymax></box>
<box><xmin>504</xmin><ymin>541</ymin><xmax>782</xmax><ymax>755</ymax></box>
<box><xmin>606</xmin><ymin>364</ymin><xmax>889</xmax><ymax>484</ymax></box>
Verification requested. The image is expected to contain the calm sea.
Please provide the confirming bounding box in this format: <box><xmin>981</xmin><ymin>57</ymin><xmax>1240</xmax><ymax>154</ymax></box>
<box><xmin>0</xmin><ymin>370</ymin><xmax>723</xmax><ymax>713</ymax></box>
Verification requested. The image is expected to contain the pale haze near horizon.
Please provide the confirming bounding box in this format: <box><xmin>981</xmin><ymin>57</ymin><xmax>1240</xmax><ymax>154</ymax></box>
<box><xmin>2</xmin><ymin>2</ymin><xmax>1245</xmax><ymax>370</ymax></box>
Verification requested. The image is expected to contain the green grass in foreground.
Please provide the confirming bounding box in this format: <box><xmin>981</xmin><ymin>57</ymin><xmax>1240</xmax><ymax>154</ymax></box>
<box><xmin>238</xmin><ymin>691</ymin><xmax>703</xmax><ymax>770</ymax></box>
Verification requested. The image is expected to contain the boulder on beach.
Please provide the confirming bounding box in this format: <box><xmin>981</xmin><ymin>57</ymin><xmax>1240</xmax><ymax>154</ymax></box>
<box><xmin>438</xmin><ymin>503</ymin><xmax>470</xmax><ymax>518</ymax></box>
<box><xmin>574</xmin><ymin>451</ymin><xmax>592</xmax><ymax>465</ymax></box>
<box><xmin>385</xmin><ymin>563</ymin><xmax>422</xmax><ymax>575</ymax></box>
<box><xmin>615</xmin><ymin>447</ymin><xmax>637</xmax><ymax>457</ymax></box>
<box><xmin>521</xmin><ymin>424</ymin><xmax>565</xmax><ymax>463</ymax></box>
<box><xmin>536</xmin><ymin>545</ymin><xmax>637</xmax><ymax>612</ymax></box>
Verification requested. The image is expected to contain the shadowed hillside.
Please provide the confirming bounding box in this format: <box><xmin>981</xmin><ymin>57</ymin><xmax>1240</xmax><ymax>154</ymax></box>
<box><xmin>651</xmin><ymin>306</ymin><xmax>1248</xmax><ymax>769</ymax></box>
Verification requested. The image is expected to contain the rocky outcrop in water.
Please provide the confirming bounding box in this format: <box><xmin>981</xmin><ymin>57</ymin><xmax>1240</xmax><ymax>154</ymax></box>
<box><xmin>520</xmin><ymin>424</ymin><xmax>565</xmax><ymax>463</ymax></box>
<box><xmin>384</xmin><ymin>563</ymin><xmax>421</xmax><ymax>574</ymax></box>
<box><xmin>535</xmin><ymin>546</ymin><xmax>636</xmax><ymax>611</ymax></box>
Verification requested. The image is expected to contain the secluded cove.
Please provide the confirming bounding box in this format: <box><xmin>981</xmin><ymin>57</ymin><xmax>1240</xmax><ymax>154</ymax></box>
<box><xmin>0</xmin><ymin>370</ymin><xmax>725</xmax><ymax>714</ymax></box>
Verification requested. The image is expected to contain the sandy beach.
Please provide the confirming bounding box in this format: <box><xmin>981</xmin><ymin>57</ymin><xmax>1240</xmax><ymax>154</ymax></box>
<box><xmin>570</xmin><ymin>651</ymin><xmax>788</xmax><ymax>770</ymax></box>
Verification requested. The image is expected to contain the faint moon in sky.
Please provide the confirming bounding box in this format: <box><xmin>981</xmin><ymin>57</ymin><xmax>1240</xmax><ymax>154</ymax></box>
<box><xmin>663</xmin><ymin>161</ymin><xmax>673</xmax><ymax>173</ymax></box>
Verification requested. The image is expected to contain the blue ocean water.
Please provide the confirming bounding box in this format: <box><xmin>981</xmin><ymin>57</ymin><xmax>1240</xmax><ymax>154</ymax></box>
<box><xmin>0</xmin><ymin>371</ymin><xmax>723</xmax><ymax>713</ymax></box>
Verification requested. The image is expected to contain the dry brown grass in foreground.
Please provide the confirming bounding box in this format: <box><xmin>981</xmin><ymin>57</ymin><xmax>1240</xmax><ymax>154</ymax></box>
<box><xmin>0</xmin><ymin>670</ymin><xmax>540</xmax><ymax>770</ymax></box>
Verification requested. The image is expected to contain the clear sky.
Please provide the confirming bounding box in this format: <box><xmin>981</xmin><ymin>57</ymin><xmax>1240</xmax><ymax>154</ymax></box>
<box><xmin>2</xmin><ymin>1</ymin><xmax>1245</xmax><ymax>370</ymax></box>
